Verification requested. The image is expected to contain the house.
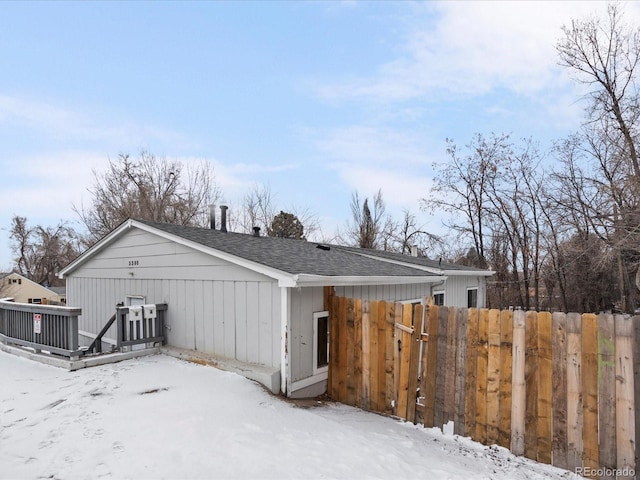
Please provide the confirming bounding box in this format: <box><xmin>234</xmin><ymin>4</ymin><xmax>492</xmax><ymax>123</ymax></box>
<box><xmin>0</xmin><ymin>272</ymin><xmax>66</xmax><ymax>305</ymax></box>
<box><xmin>59</xmin><ymin>213</ymin><xmax>493</xmax><ymax>398</ymax></box>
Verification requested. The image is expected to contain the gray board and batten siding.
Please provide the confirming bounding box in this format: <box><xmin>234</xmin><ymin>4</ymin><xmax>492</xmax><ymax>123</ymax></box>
<box><xmin>67</xmin><ymin>227</ymin><xmax>281</xmax><ymax>369</ymax></box>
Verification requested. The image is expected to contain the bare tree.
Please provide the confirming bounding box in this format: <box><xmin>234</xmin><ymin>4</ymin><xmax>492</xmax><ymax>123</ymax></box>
<box><xmin>557</xmin><ymin>3</ymin><xmax>640</xmax><ymax>179</ymax></box>
<box><xmin>556</xmin><ymin>3</ymin><xmax>640</xmax><ymax>311</ymax></box>
<box><xmin>422</xmin><ymin>133</ymin><xmax>512</xmax><ymax>269</ymax></box>
<box><xmin>231</xmin><ymin>183</ymin><xmax>320</xmax><ymax>239</ymax></box>
<box><xmin>345</xmin><ymin>190</ymin><xmax>388</xmax><ymax>249</ymax></box>
<box><xmin>75</xmin><ymin>151</ymin><xmax>220</xmax><ymax>245</ymax></box>
<box><xmin>9</xmin><ymin>216</ymin><xmax>81</xmax><ymax>287</ymax></box>
<box><xmin>388</xmin><ymin>209</ymin><xmax>444</xmax><ymax>257</ymax></box>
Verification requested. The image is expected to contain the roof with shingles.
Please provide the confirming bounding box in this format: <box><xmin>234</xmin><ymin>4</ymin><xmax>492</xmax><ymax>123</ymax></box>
<box><xmin>332</xmin><ymin>245</ymin><xmax>488</xmax><ymax>272</ymax></box>
<box><xmin>136</xmin><ymin>220</ymin><xmax>438</xmax><ymax>278</ymax></box>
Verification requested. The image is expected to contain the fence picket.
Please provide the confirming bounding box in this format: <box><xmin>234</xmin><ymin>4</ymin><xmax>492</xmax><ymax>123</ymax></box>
<box><xmin>454</xmin><ymin>308</ymin><xmax>468</xmax><ymax>436</ymax></box>
<box><xmin>434</xmin><ymin>306</ymin><xmax>448</xmax><ymax>429</ymax></box>
<box><xmin>361</xmin><ymin>300</ymin><xmax>371</xmax><ymax>410</ymax></box>
<box><xmin>346</xmin><ymin>298</ymin><xmax>356</xmax><ymax>406</ymax></box>
<box><xmin>338</xmin><ymin>296</ymin><xmax>348</xmax><ymax>403</ymax></box>
<box><xmin>406</xmin><ymin>304</ymin><xmax>424</xmax><ymax>423</ymax></box>
<box><xmin>552</xmin><ymin>312</ymin><xmax>568</xmax><ymax>470</ymax></box>
<box><xmin>498</xmin><ymin>309</ymin><xmax>513</xmax><ymax>449</ymax></box>
<box><xmin>615</xmin><ymin>315</ymin><xmax>635</xmax><ymax>478</ymax></box>
<box><xmin>597</xmin><ymin>313</ymin><xmax>617</xmax><ymax>478</ymax></box>
<box><xmin>486</xmin><ymin>309</ymin><xmax>501</xmax><ymax>445</ymax></box>
<box><xmin>475</xmin><ymin>308</ymin><xmax>489</xmax><ymax>444</ymax></box>
<box><xmin>464</xmin><ymin>307</ymin><xmax>479</xmax><ymax>438</ymax></box>
<box><xmin>511</xmin><ymin>310</ymin><xmax>526</xmax><ymax>456</ymax></box>
<box><xmin>397</xmin><ymin>303</ymin><xmax>413</xmax><ymax>420</ymax></box>
<box><xmin>354</xmin><ymin>299</ymin><xmax>363</xmax><ymax>409</ymax></box>
<box><xmin>525</xmin><ymin>311</ymin><xmax>539</xmax><ymax>461</ymax></box>
<box><xmin>537</xmin><ymin>311</ymin><xmax>553</xmax><ymax>465</ymax></box>
<box><xmin>444</xmin><ymin>307</ymin><xmax>458</xmax><ymax>428</ymax></box>
<box><xmin>634</xmin><ymin>315</ymin><xmax>640</xmax><ymax>479</ymax></box>
<box><xmin>369</xmin><ymin>300</ymin><xmax>380</xmax><ymax>412</ymax></box>
<box><xmin>581</xmin><ymin>313</ymin><xmax>599</xmax><ymax>475</ymax></box>
<box><xmin>383</xmin><ymin>302</ymin><xmax>394</xmax><ymax>415</ymax></box>
<box><xmin>377</xmin><ymin>301</ymin><xmax>388</xmax><ymax>414</ymax></box>
<box><xmin>423</xmin><ymin>305</ymin><xmax>439</xmax><ymax>429</ymax></box>
<box><xmin>566</xmin><ymin>312</ymin><xmax>583</xmax><ymax>474</ymax></box>
<box><xmin>393</xmin><ymin>303</ymin><xmax>403</xmax><ymax>417</ymax></box>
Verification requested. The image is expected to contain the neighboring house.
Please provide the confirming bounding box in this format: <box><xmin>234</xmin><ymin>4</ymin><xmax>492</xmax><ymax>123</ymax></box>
<box><xmin>59</xmin><ymin>216</ymin><xmax>493</xmax><ymax>398</ymax></box>
<box><xmin>0</xmin><ymin>272</ymin><xmax>66</xmax><ymax>305</ymax></box>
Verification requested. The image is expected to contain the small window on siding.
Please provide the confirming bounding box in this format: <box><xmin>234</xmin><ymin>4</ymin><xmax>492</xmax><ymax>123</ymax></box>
<box><xmin>313</xmin><ymin>311</ymin><xmax>329</xmax><ymax>375</ymax></box>
<box><xmin>467</xmin><ymin>288</ymin><xmax>478</xmax><ymax>308</ymax></box>
<box><xmin>433</xmin><ymin>291</ymin><xmax>445</xmax><ymax>306</ymax></box>
<box><xmin>126</xmin><ymin>295</ymin><xmax>145</xmax><ymax>306</ymax></box>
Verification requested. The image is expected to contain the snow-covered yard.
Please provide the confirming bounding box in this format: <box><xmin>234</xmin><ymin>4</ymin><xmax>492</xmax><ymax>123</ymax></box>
<box><xmin>1</xmin><ymin>351</ymin><xmax>581</xmax><ymax>480</ymax></box>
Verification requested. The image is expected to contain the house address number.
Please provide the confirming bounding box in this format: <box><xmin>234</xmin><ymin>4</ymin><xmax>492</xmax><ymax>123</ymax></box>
<box><xmin>128</xmin><ymin>260</ymin><xmax>139</xmax><ymax>266</ymax></box>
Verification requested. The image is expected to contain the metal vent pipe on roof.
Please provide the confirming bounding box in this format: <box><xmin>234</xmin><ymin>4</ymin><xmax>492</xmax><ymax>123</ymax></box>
<box><xmin>220</xmin><ymin>205</ymin><xmax>228</xmax><ymax>233</ymax></box>
<box><xmin>253</xmin><ymin>226</ymin><xmax>261</xmax><ymax>237</ymax></box>
<box><xmin>209</xmin><ymin>204</ymin><xmax>216</xmax><ymax>230</ymax></box>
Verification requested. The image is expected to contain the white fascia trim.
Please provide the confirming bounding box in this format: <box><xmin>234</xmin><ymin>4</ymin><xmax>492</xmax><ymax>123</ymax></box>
<box><xmin>442</xmin><ymin>270</ymin><xmax>495</xmax><ymax>277</ymax></box>
<box><xmin>292</xmin><ymin>274</ymin><xmax>447</xmax><ymax>287</ymax></box>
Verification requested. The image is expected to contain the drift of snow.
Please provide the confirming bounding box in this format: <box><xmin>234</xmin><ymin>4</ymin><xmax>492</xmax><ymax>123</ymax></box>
<box><xmin>1</xmin><ymin>352</ymin><xmax>582</xmax><ymax>480</ymax></box>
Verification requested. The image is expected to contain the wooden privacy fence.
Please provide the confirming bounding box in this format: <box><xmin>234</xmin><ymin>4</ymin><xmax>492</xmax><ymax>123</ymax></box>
<box><xmin>327</xmin><ymin>296</ymin><xmax>639</xmax><ymax>479</ymax></box>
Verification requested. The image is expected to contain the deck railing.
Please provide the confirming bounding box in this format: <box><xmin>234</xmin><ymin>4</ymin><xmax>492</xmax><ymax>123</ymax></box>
<box><xmin>0</xmin><ymin>298</ymin><xmax>82</xmax><ymax>359</ymax></box>
<box><xmin>116</xmin><ymin>304</ymin><xmax>167</xmax><ymax>349</ymax></box>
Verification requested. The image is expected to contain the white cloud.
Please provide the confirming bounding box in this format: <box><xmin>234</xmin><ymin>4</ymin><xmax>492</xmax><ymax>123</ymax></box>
<box><xmin>315</xmin><ymin>1</ymin><xmax>640</xmax><ymax>103</ymax></box>
<box><xmin>0</xmin><ymin>95</ymin><xmax>190</xmax><ymax>149</ymax></box>
<box><xmin>313</xmin><ymin>125</ymin><xmax>438</xmax><ymax>213</ymax></box>
<box><xmin>0</xmin><ymin>151</ymin><xmax>107</xmax><ymax>222</ymax></box>
<box><xmin>318</xmin><ymin>125</ymin><xmax>433</xmax><ymax>168</ymax></box>
<box><xmin>210</xmin><ymin>160</ymin><xmax>300</xmax><ymax>204</ymax></box>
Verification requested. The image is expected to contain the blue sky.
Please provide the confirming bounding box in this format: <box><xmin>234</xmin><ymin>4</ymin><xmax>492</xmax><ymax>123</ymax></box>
<box><xmin>1</xmin><ymin>0</ymin><xmax>636</xmax><ymax>269</ymax></box>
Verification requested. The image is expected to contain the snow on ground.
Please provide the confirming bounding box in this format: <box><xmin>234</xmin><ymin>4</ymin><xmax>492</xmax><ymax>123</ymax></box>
<box><xmin>1</xmin><ymin>351</ymin><xmax>582</xmax><ymax>480</ymax></box>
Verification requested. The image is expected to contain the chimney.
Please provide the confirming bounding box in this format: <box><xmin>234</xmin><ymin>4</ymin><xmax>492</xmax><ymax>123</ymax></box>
<box><xmin>410</xmin><ymin>245</ymin><xmax>418</xmax><ymax>257</ymax></box>
<box><xmin>253</xmin><ymin>226</ymin><xmax>261</xmax><ymax>237</ymax></box>
<box><xmin>209</xmin><ymin>204</ymin><xmax>216</xmax><ymax>230</ymax></box>
<box><xmin>220</xmin><ymin>205</ymin><xmax>228</xmax><ymax>233</ymax></box>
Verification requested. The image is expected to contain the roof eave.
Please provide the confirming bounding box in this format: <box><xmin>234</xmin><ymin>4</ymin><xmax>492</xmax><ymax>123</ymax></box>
<box><xmin>442</xmin><ymin>269</ymin><xmax>495</xmax><ymax>277</ymax></box>
<box><xmin>292</xmin><ymin>274</ymin><xmax>447</xmax><ymax>288</ymax></box>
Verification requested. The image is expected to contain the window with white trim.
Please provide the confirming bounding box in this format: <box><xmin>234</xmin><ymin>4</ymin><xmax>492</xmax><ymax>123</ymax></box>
<box><xmin>467</xmin><ymin>288</ymin><xmax>478</xmax><ymax>308</ymax></box>
<box><xmin>433</xmin><ymin>291</ymin><xmax>445</xmax><ymax>306</ymax></box>
<box><xmin>313</xmin><ymin>311</ymin><xmax>329</xmax><ymax>375</ymax></box>
<box><xmin>126</xmin><ymin>295</ymin><xmax>145</xmax><ymax>306</ymax></box>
